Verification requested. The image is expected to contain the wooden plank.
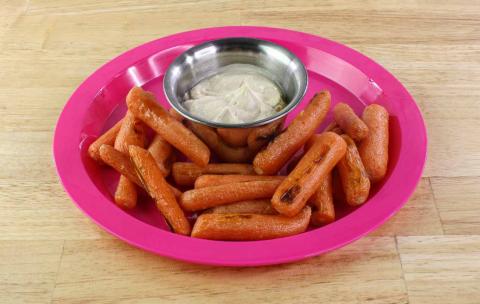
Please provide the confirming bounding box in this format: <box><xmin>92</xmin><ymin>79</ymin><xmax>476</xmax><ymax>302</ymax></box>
<box><xmin>370</xmin><ymin>178</ymin><xmax>443</xmax><ymax>236</ymax></box>
<box><xmin>431</xmin><ymin>177</ymin><xmax>480</xmax><ymax>235</ymax></box>
<box><xmin>52</xmin><ymin>237</ymin><xmax>407</xmax><ymax>304</ymax></box>
<box><xmin>397</xmin><ymin>235</ymin><xmax>480</xmax><ymax>304</ymax></box>
<box><xmin>0</xmin><ymin>240</ymin><xmax>64</xmax><ymax>304</ymax></box>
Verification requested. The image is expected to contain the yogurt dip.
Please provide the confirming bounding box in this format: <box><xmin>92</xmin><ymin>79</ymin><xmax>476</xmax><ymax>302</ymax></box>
<box><xmin>183</xmin><ymin>64</ymin><xmax>286</xmax><ymax>124</ymax></box>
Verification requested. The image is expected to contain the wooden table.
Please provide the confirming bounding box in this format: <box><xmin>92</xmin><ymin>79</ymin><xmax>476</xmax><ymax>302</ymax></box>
<box><xmin>1</xmin><ymin>1</ymin><xmax>479</xmax><ymax>303</ymax></box>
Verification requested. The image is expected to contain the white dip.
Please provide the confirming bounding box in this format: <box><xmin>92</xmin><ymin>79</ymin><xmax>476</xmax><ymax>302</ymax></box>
<box><xmin>183</xmin><ymin>64</ymin><xmax>285</xmax><ymax>124</ymax></box>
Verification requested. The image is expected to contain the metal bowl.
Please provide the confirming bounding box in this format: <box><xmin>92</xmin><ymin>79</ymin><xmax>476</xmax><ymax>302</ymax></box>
<box><xmin>163</xmin><ymin>37</ymin><xmax>308</xmax><ymax>128</ymax></box>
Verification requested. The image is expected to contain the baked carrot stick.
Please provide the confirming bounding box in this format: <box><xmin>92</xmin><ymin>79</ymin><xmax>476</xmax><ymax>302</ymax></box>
<box><xmin>333</xmin><ymin>103</ymin><xmax>369</xmax><ymax>141</ymax></box>
<box><xmin>113</xmin><ymin>111</ymin><xmax>148</xmax><ymax>209</ymax></box>
<box><xmin>217</xmin><ymin>128</ymin><xmax>252</xmax><ymax>147</ymax></box>
<box><xmin>247</xmin><ymin>118</ymin><xmax>285</xmax><ymax>152</ymax></box>
<box><xmin>172</xmin><ymin>162</ymin><xmax>255</xmax><ymax>187</ymax></box>
<box><xmin>148</xmin><ymin>134</ymin><xmax>175</xmax><ymax>177</ymax></box>
<box><xmin>98</xmin><ymin>144</ymin><xmax>181</xmax><ymax>198</ymax></box>
<box><xmin>180</xmin><ymin>180</ymin><xmax>283</xmax><ymax>212</ymax></box>
<box><xmin>359</xmin><ymin>104</ymin><xmax>389</xmax><ymax>183</ymax></box>
<box><xmin>191</xmin><ymin>206</ymin><xmax>311</xmax><ymax>241</ymax></box>
<box><xmin>186</xmin><ymin>121</ymin><xmax>254</xmax><ymax>163</ymax></box>
<box><xmin>253</xmin><ymin>91</ymin><xmax>331</xmax><ymax>175</ymax></box>
<box><xmin>128</xmin><ymin>146</ymin><xmax>190</xmax><ymax>235</ymax></box>
<box><xmin>168</xmin><ymin>108</ymin><xmax>184</xmax><ymax>122</ymax></box>
<box><xmin>309</xmin><ymin>172</ymin><xmax>335</xmax><ymax>226</ymax></box>
<box><xmin>272</xmin><ymin>132</ymin><xmax>347</xmax><ymax>217</ymax></box>
<box><xmin>194</xmin><ymin>174</ymin><xmax>285</xmax><ymax>189</ymax></box>
<box><xmin>338</xmin><ymin>135</ymin><xmax>371</xmax><ymax>206</ymax></box>
<box><xmin>208</xmin><ymin>199</ymin><xmax>276</xmax><ymax>215</ymax></box>
<box><xmin>126</xmin><ymin>87</ymin><xmax>210</xmax><ymax>167</ymax></box>
<box><xmin>88</xmin><ymin>119</ymin><xmax>123</xmax><ymax>164</ymax></box>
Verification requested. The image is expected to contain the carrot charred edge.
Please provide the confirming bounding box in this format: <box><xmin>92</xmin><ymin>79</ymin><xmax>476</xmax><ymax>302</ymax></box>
<box><xmin>338</xmin><ymin>135</ymin><xmax>371</xmax><ymax>206</ymax></box>
<box><xmin>309</xmin><ymin>172</ymin><xmax>335</xmax><ymax>226</ymax></box>
<box><xmin>253</xmin><ymin>91</ymin><xmax>331</xmax><ymax>175</ymax></box>
<box><xmin>113</xmin><ymin>111</ymin><xmax>148</xmax><ymax>209</ymax></box>
<box><xmin>128</xmin><ymin>145</ymin><xmax>190</xmax><ymax>235</ymax></box>
<box><xmin>98</xmin><ymin>144</ymin><xmax>181</xmax><ymax>198</ymax></box>
<box><xmin>180</xmin><ymin>180</ymin><xmax>283</xmax><ymax>212</ymax></box>
<box><xmin>148</xmin><ymin>134</ymin><xmax>175</xmax><ymax>177</ymax></box>
<box><xmin>247</xmin><ymin>118</ymin><xmax>285</xmax><ymax>152</ymax></box>
<box><xmin>333</xmin><ymin>103</ymin><xmax>369</xmax><ymax>141</ymax></box>
<box><xmin>186</xmin><ymin>121</ymin><xmax>255</xmax><ymax>163</ymax></box>
<box><xmin>272</xmin><ymin>132</ymin><xmax>347</xmax><ymax>217</ymax></box>
<box><xmin>191</xmin><ymin>206</ymin><xmax>311</xmax><ymax>241</ymax></box>
<box><xmin>172</xmin><ymin>162</ymin><xmax>255</xmax><ymax>187</ymax></box>
<box><xmin>358</xmin><ymin>104</ymin><xmax>389</xmax><ymax>183</ymax></box>
<box><xmin>217</xmin><ymin>128</ymin><xmax>252</xmax><ymax>148</ymax></box>
<box><xmin>207</xmin><ymin>199</ymin><xmax>277</xmax><ymax>215</ymax></box>
<box><xmin>194</xmin><ymin>174</ymin><xmax>284</xmax><ymax>189</ymax></box>
<box><xmin>87</xmin><ymin>119</ymin><xmax>123</xmax><ymax>163</ymax></box>
<box><xmin>126</xmin><ymin>87</ymin><xmax>210</xmax><ymax>167</ymax></box>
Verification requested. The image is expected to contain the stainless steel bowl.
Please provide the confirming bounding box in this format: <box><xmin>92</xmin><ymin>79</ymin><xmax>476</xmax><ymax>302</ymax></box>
<box><xmin>163</xmin><ymin>37</ymin><xmax>308</xmax><ymax>128</ymax></box>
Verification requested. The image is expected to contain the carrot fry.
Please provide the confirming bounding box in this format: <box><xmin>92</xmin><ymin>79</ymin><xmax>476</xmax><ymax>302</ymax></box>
<box><xmin>333</xmin><ymin>103</ymin><xmax>369</xmax><ymax>141</ymax></box>
<box><xmin>338</xmin><ymin>135</ymin><xmax>371</xmax><ymax>206</ymax></box>
<box><xmin>253</xmin><ymin>91</ymin><xmax>331</xmax><ymax>175</ymax></box>
<box><xmin>195</xmin><ymin>174</ymin><xmax>284</xmax><ymax>189</ymax></box>
<box><xmin>148</xmin><ymin>134</ymin><xmax>175</xmax><ymax>177</ymax></box>
<box><xmin>247</xmin><ymin>118</ymin><xmax>285</xmax><ymax>152</ymax></box>
<box><xmin>128</xmin><ymin>146</ymin><xmax>190</xmax><ymax>235</ymax></box>
<box><xmin>272</xmin><ymin>132</ymin><xmax>347</xmax><ymax>217</ymax></box>
<box><xmin>113</xmin><ymin>111</ymin><xmax>147</xmax><ymax>209</ymax></box>
<box><xmin>98</xmin><ymin>144</ymin><xmax>181</xmax><ymax>198</ymax></box>
<box><xmin>359</xmin><ymin>104</ymin><xmax>389</xmax><ymax>183</ymax></box>
<box><xmin>172</xmin><ymin>162</ymin><xmax>255</xmax><ymax>187</ymax></box>
<box><xmin>191</xmin><ymin>206</ymin><xmax>311</xmax><ymax>241</ymax></box>
<box><xmin>217</xmin><ymin>128</ymin><xmax>252</xmax><ymax>147</ymax></box>
<box><xmin>180</xmin><ymin>180</ymin><xmax>283</xmax><ymax>212</ymax></box>
<box><xmin>186</xmin><ymin>121</ymin><xmax>254</xmax><ymax>163</ymax></box>
<box><xmin>309</xmin><ymin>172</ymin><xmax>335</xmax><ymax>226</ymax></box>
<box><xmin>88</xmin><ymin>119</ymin><xmax>123</xmax><ymax>164</ymax></box>
<box><xmin>126</xmin><ymin>87</ymin><xmax>210</xmax><ymax>166</ymax></box>
<box><xmin>168</xmin><ymin>108</ymin><xmax>184</xmax><ymax>122</ymax></box>
<box><xmin>208</xmin><ymin>199</ymin><xmax>276</xmax><ymax>215</ymax></box>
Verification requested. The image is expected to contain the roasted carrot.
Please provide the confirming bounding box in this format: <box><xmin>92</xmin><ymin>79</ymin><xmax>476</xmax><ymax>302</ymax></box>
<box><xmin>253</xmin><ymin>91</ymin><xmax>331</xmax><ymax>175</ymax></box>
<box><xmin>333</xmin><ymin>103</ymin><xmax>369</xmax><ymax>141</ymax></box>
<box><xmin>168</xmin><ymin>108</ymin><xmax>184</xmax><ymax>122</ymax></box>
<box><xmin>338</xmin><ymin>135</ymin><xmax>371</xmax><ymax>206</ymax></box>
<box><xmin>217</xmin><ymin>128</ymin><xmax>252</xmax><ymax>147</ymax></box>
<box><xmin>126</xmin><ymin>87</ymin><xmax>210</xmax><ymax>167</ymax></box>
<box><xmin>358</xmin><ymin>104</ymin><xmax>389</xmax><ymax>183</ymax></box>
<box><xmin>208</xmin><ymin>199</ymin><xmax>276</xmax><ymax>215</ymax></box>
<box><xmin>98</xmin><ymin>144</ymin><xmax>181</xmax><ymax>198</ymax></box>
<box><xmin>180</xmin><ymin>180</ymin><xmax>283</xmax><ymax>212</ymax></box>
<box><xmin>113</xmin><ymin>111</ymin><xmax>148</xmax><ymax>209</ymax></box>
<box><xmin>309</xmin><ymin>172</ymin><xmax>335</xmax><ymax>226</ymax></box>
<box><xmin>186</xmin><ymin>121</ymin><xmax>254</xmax><ymax>163</ymax></box>
<box><xmin>194</xmin><ymin>174</ymin><xmax>285</xmax><ymax>189</ymax></box>
<box><xmin>172</xmin><ymin>162</ymin><xmax>255</xmax><ymax>187</ymax></box>
<box><xmin>191</xmin><ymin>206</ymin><xmax>311</xmax><ymax>241</ymax></box>
<box><xmin>148</xmin><ymin>134</ymin><xmax>175</xmax><ymax>177</ymax></box>
<box><xmin>88</xmin><ymin>119</ymin><xmax>123</xmax><ymax>164</ymax></box>
<box><xmin>272</xmin><ymin>132</ymin><xmax>347</xmax><ymax>217</ymax></box>
<box><xmin>128</xmin><ymin>146</ymin><xmax>190</xmax><ymax>235</ymax></box>
<box><xmin>247</xmin><ymin>118</ymin><xmax>285</xmax><ymax>152</ymax></box>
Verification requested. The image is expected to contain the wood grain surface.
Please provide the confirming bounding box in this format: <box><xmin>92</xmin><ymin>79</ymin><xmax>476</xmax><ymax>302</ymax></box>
<box><xmin>0</xmin><ymin>1</ymin><xmax>479</xmax><ymax>303</ymax></box>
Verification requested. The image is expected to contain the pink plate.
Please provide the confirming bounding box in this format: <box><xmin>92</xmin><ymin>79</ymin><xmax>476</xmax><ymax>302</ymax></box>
<box><xmin>54</xmin><ymin>26</ymin><xmax>427</xmax><ymax>266</ymax></box>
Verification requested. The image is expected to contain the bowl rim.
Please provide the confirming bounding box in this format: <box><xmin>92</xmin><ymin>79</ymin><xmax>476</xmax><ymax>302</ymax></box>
<box><xmin>163</xmin><ymin>37</ymin><xmax>309</xmax><ymax>128</ymax></box>
<box><xmin>53</xmin><ymin>26</ymin><xmax>427</xmax><ymax>266</ymax></box>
